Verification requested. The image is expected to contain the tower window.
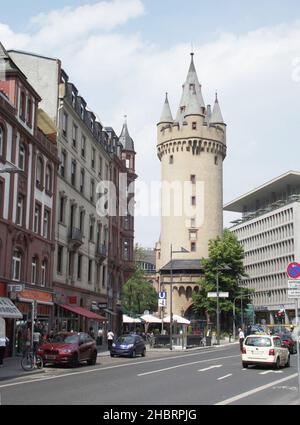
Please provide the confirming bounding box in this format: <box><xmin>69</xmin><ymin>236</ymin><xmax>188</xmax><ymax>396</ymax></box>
<box><xmin>191</xmin><ymin>175</ymin><xmax>196</xmax><ymax>184</ymax></box>
<box><xmin>192</xmin><ymin>122</ymin><xmax>197</xmax><ymax>130</ymax></box>
<box><xmin>191</xmin><ymin>196</ymin><xmax>196</xmax><ymax>206</ymax></box>
<box><xmin>189</xmin><ymin>231</ymin><xmax>197</xmax><ymax>241</ymax></box>
<box><xmin>215</xmin><ymin>156</ymin><xmax>218</xmax><ymax>165</ymax></box>
<box><xmin>191</xmin><ymin>242</ymin><xmax>196</xmax><ymax>252</ymax></box>
<box><xmin>169</xmin><ymin>155</ymin><xmax>174</xmax><ymax>164</ymax></box>
<box><xmin>191</xmin><ymin>218</ymin><xmax>196</xmax><ymax>228</ymax></box>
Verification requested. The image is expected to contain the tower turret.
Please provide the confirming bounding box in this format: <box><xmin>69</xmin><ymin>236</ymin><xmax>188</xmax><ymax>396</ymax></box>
<box><xmin>210</xmin><ymin>92</ymin><xmax>225</xmax><ymax>126</ymax></box>
<box><xmin>158</xmin><ymin>92</ymin><xmax>173</xmax><ymax>124</ymax></box>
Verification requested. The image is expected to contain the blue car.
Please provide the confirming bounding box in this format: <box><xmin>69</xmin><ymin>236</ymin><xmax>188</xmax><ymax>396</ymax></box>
<box><xmin>110</xmin><ymin>334</ymin><xmax>146</xmax><ymax>358</ymax></box>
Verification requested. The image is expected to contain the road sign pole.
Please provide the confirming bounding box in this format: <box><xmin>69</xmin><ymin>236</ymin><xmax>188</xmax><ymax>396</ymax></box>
<box><xmin>295</xmin><ymin>298</ymin><xmax>300</xmax><ymax>405</ymax></box>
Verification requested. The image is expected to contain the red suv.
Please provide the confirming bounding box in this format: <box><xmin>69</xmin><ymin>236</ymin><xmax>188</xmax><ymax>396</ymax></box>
<box><xmin>37</xmin><ymin>332</ymin><xmax>97</xmax><ymax>367</ymax></box>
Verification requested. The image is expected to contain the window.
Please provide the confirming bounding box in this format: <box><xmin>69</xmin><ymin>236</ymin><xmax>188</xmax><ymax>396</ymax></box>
<box><xmin>57</xmin><ymin>246</ymin><xmax>63</xmax><ymax>274</ymax></box>
<box><xmin>61</xmin><ymin>151</ymin><xmax>66</xmax><ymax>177</ymax></box>
<box><xmin>16</xmin><ymin>195</ymin><xmax>24</xmax><ymax>226</ymax></box>
<box><xmin>123</xmin><ymin>240</ymin><xmax>129</xmax><ymax>260</ymax></box>
<box><xmin>31</xmin><ymin>257</ymin><xmax>37</xmax><ymax>284</ymax></box>
<box><xmin>91</xmin><ymin>118</ymin><xmax>94</xmax><ymax>132</ymax></box>
<box><xmin>189</xmin><ymin>231</ymin><xmax>197</xmax><ymax>241</ymax></box>
<box><xmin>71</xmin><ymin>160</ymin><xmax>77</xmax><ymax>186</ymax></box>
<box><xmin>102</xmin><ymin>265</ymin><xmax>106</xmax><ymax>288</ymax></box>
<box><xmin>191</xmin><ymin>196</ymin><xmax>196</xmax><ymax>206</ymax></box>
<box><xmin>59</xmin><ymin>196</ymin><xmax>65</xmax><ymax>223</ymax></box>
<box><xmin>41</xmin><ymin>260</ymin><xmax>46</xmax><ymax>287</ymax></box>
<box><xmin>20</xmin><ymin>92</ymin><xmax>26</xmax><ymax>119</ymax></box>
<box><xmin>79</xmin><ymin>210</ymin><xmax>85</xmax><ymax>232</ymax></box>
<box><xmin>0</xmin><ymin>127</ymin><xmax>3</xmax><ymax>156</ymax></box>
<box><xmin>12</xmin><ymin>249</ymin><xmax>22</xmax><ymax>281</ymax></box>
<box><xmin>91</xmin><ymin>148</ymin><xmax>95</xmax><ymax>169</ymax></box>
<box><xmin>68</xmin><ymin>252</ymin><xmax>74</xmax><ymax>277</ymax></box>
<box><xmin>72</xmin><ymin>91</ymin><xmax>76</xmax><ymax>108</ymax></box>
<box><xmin>215</xmin><ymin>156</ymin><xmax>218</xmax><ymax>165</ymax></box>
<box><xmin>90</xmin><ymin>180</ymin><xmax>95</xmax><ymax>202</ymax></box>
<box><xmin>26</xmin><ymin>98</ymin><xmax>32</xmax><ymax>125</ymax></box>
<box><xmin>99</xmin><ymin>156</ymin><xmax>103</xmax><ymax>177</ymax></box>
<box><xmin>80</xmin><ymin>105</ymin><xmax>85</xmax><ymax>119</ymax></box>
<box><xmin>80</xmin><ymin>169</ymin><xmax>85</xmax><ymax>193</ymax></box>
<box><xmin>77</xmin><ymin>254</ymin><xmax>82</xmax><ymax>279</ymax></box>
<box><xmin>169</xmin><ymin>155</ymin><xmax>174</xmax><ymax>164</ymax></box>
<box><xmin>43</xmin><ymin>209</ymin><xmax>50</xmax><ymax>239</ymax></box>
<box><xmin>19</xmin><ymin>144</ymin><xmax>25</xmax><ymax>171</ymax></box>
<box><xmin>62</xmin><ymin>112</ymin><xmax>68</xmax><ymax>137</ymax></box>
<box><xmin>36</xmin><ymin>157</ymin><xmax>43</xmax><ymax>187</ymax></box>
<box><xmin>34</xmin><ymin>204</ymin><xmax>42</xmax><ymax>234</ymax></box>
<box><xmin>81</xmin><ymin>135</ymin><xmax>86</xmax><ymax>158</ymax></box>
<box><xmin>191</xmin><ymin>218</ymin><xmax>196</xmax><ymax>228</ymax></box>
<box><xmin>45</xmin><ymin>165</ymin><xmax>52</xmax><ymax>193</ymax></box>
<box><xmin>191</xmin><ymin>175</ymin><xmax>196</xmax><ymax>184</ymax></box>
<box><xmin>191</xmin><ymin>242</ymin><xmax>196</xmax><ymax>252</ymax></box>
<box><xmin>89</xmin><ymin>219</ymin><xmax>94</xmax><ymax>241</ymax></box>
<box><xmin>192</xmin><ymin>122</ymin><xmax>197</xmax><ymax>130</ymax></box>
<box><xmin>72</xmin><ymin>124</ymin><xmax>77</xmax><ymax>148</ymax></box>
<box><xmin>0</xmin><ymin>179</ymin><xmax>4</xmax><ymax>218</ymax></box>
<box><xmin>88</xmin><ymin>260</ymin><xmax>93</xmax><ymax>282</ymax></box>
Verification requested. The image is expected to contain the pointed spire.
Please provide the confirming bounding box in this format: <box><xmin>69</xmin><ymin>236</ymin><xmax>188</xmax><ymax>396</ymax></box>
<box><xmin>159</xmin><ymin>92</ymin><xmax>173</xmax><ymax>124</ymax></box>
<box><xmin>210</xmin><ymin>91</ymin><xmax>225</xmax><ymax>124</ymax></box>
<box><xmin>119</xmin><ymin>115</ymin><xmax>134</xmax><ymax>151</ymax></box>
<box><xmin>176</xmin><ymin>52</ymin><xmax>205</xmax><ymax>124</ymax></box>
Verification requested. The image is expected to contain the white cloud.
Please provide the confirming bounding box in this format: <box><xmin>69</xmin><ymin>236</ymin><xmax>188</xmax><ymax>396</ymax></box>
<box><xmin>1</xmin><ymin>4</ymin><xmax>300</xmax><ymax>246</ymax></box>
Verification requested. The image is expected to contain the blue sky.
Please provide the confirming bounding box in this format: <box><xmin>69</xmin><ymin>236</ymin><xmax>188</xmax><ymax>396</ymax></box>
<box><xmin>2</xmin><ymin>0</ymin><xmax>300</xmax><ymax>247</ymax></box>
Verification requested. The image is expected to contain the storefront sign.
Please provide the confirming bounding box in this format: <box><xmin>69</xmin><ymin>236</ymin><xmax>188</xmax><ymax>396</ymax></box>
<box><xmin>7</xmin><ymin>283</ymin><xmax>24</xmax><ymax>292</ymax></box>
<box><xmin>69</xmin><ymin>296</ymin><xmax>77</xmax><ymax>304</ymax></box>
<box><xmin>0</xmin><ymin>297</ymin><xmax>23</xmax><ymax>319</ymax></box>
<box><xmin>20</xmin><ymin>288</ymin><xmax>53</xmax><ymax>303</ymax></box>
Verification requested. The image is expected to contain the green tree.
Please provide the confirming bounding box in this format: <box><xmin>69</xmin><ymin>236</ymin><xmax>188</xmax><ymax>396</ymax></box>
<box><xmin>192</xmin><ymin>229</ymin><xmax>253</xmax><ymax>329</ymax></box>
<box><xmin>123</xmin><ymin>266</ymin><xmax>158</xmax><ymax>315</ymax></box>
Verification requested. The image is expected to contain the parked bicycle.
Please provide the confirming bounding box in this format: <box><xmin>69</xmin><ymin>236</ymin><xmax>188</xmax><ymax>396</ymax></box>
<box><xmin>21</xmin><ymin>349</ymin><xmax>43</xmax><ymax>371</ymax></box>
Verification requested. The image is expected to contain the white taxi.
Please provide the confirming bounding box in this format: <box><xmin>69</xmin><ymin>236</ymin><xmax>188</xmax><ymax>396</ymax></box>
<box><xmin>242</xmin><ymin>334</ymin><xmax>290</xmax><ymax>369</ymax></box>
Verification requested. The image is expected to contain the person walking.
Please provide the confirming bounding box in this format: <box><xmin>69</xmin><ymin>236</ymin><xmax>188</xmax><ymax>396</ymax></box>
<box><xmin>0</xmin><ymin>335</ymin><xmax>9</xmax><ymax>368</ymax></box>
<box><xmin>107</xmin><ymin>330</ymin><xmax>114</xmax><ymax>351</ymax></box>
<box><xmin>238</xmin><ymin>328</ymin><xmax>245</xmax><ymax>352</ymax></box>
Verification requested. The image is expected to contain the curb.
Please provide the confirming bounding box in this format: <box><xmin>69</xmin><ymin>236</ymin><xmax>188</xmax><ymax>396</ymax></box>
<box><xmin>0</xmin><ymin>368</ymin><xmax>45</xmax><ymax>382</ymax></box>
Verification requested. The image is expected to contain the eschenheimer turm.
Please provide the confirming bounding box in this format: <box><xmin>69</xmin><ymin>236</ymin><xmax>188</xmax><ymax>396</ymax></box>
<box><xmin>155</xmin><ymin>53</ymin><xmax>227</xmax><ymax>319</ymax></box>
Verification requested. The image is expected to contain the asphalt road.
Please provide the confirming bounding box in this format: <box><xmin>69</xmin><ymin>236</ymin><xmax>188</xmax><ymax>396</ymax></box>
<box><xmin>0</xmin><ymin>344</ymin><xmax>299</xmax><ymax>405</ymax></box>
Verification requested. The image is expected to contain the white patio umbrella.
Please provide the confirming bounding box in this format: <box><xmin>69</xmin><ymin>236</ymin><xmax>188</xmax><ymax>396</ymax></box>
<box><xmin>163</xmin><ymin>314</ymin><xmax>190</xmax><ymax>325</ymax></box>
<box><xmin>140</xmin><ymin>314</ymin><xmax>162</xmax><ymax>323</ymax></box>
<box><xmin>122</xmin><ymin>314</ymin><xmax>141</xmax><ymax>323</ymax></box>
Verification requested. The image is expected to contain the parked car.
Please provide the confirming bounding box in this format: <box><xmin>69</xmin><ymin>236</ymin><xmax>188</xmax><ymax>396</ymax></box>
<box><xmin>37</xmin><ymin>332</ymin><xmax>97</xmax><ymax>367</ymax></box>
<box><xmin>242</xmin><ymin>334</ymin><xmax>290</xmax><ymax>369</ymax></box>
<box><xmin>278</xmin><ymin>333</ymin><xmax>297</xmax><ymax>354</ymax></box>
<box><xmin>110</xmin><ymin>334</ymin><xmax>146</xmax><ymax>358</ymax></box>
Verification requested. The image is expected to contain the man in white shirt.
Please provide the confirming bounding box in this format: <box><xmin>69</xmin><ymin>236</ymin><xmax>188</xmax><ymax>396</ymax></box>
<box><xmin>107</xmin><ymin>330</ymin><xmax>114</xmax><ymax>350</ymax></box>
<box><xmin>0</xmin><ymin>336</ymin><xmax>9</xmax><ymax>368</ymax></box>
<box><xmin>238</xmin><ymin>328</ymin><xmax>245</xmax><ymax>352</ymax></box>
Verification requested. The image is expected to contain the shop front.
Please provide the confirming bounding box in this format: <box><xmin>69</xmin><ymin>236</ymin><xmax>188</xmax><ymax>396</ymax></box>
<box><xmin>55</xmin><ymin>304</ymin><xmax>107</xmax><ymax>334</ymax></box>
<box><xmin>0</xmin><ymin>297</ymin><xmax>23</xmax><ymax>357</ymax></box>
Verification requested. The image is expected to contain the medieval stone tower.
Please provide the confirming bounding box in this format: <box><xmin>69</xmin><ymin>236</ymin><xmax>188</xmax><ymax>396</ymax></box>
<box><xmin>156</xmin><ymin>53</ymin><xmax>227</xmax><ymax>317</ymax></box>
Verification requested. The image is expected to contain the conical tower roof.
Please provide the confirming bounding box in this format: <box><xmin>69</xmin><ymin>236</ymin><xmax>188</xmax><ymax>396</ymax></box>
<box><xmin>184</xmin><ymin>88</ymin><xmax>203</xmax><ymax>117</ymax></box>
<box><xmin>159</xmin><ymin>93</ymin><xmax>173</xmax><ymax>124</ymax></box>
<box><xmin>210</xmin><ymin>93</ymin><xmax>225</xmax><ymax>125</ymax></box>
<box><xmin>176</xmin><ymin>53</ymin><xmax>205</xmax><ymax>124</ymax></box>
<box><xmin>119</xmin><ymin>116</ymin><xmax>134</xmax><ymax>151</ymax></box>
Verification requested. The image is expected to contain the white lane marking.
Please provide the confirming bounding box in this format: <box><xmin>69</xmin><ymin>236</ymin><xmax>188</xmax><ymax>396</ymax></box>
<box><xmin>198</xmin><ymin>365</ymin><xmax>223</xmax><ymax>372</ymax></box>
<box><xmin>215</xmin><ymin>373</ymin><xmax>298</xmax><ymax>405</ymax></box>
<box><xmin>259</xmin><ymin>370</ymin><xmax>283</xmax><ymax>375</ymax></box>
<box><xmin>217</xmin><ymin>374</ymin><xmax>232</xmax><ymax>381</ymax></box>
<box><xmin>137</xmin><ymin>355</ymin><xmax>239</xmax><ymax>377</ymax></box>
<box><xmin>0</xmin><ymin>347</ymin><xmax>236</xmax><ymax>389</ymax></box>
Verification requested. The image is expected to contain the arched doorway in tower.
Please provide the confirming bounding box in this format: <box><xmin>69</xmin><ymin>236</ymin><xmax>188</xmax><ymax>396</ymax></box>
<box><xmin>183</xmin><ymin>304</ymin><xmax>208</xmax><ymax>335</ymax></box>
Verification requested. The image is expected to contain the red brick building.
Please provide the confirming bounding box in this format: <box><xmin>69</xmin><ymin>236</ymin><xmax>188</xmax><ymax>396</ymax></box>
<box><xmin>0</xmin><ymin>43</ymin><xmax>59</xmax><ymax>356</ymax></box>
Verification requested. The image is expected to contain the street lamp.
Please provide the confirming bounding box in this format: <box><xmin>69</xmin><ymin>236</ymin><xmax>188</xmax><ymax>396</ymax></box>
<box><xmin>169</xmin><ymin>245</ymin><xmax>189</xmax><ymax>350</ymax></box>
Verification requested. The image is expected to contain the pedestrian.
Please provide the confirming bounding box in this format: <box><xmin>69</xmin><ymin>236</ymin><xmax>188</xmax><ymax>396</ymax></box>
<box><xmin>33</xmin><ymin>325</ymin><xmax>41</xmax><ymax>355</ymax></box>
<box><xmin>238</xmin><ymin>328</ymin><xmax>245</xmax><ymax>352</ymax></box>
<box><xmin>89</xmin><ymin>327</ymin><xmax>95</xmax><ymax>340</ymax></box>
<box><xmin>107</xmin><ymin>329</ymin><xmax>114</xmax><ymax>350</ymax></box>
<box><xmin>0</xmin><ymin>334</ymin><xmax>9</xmax><ymax>368</ymax></box>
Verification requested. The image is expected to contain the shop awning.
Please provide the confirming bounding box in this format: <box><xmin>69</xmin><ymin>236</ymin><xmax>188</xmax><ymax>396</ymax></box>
<box><xmin>0</xmin><ymin>297</ymin><xmax>23</xmax><ymax>319</ymax></box>
<box><xmin>58</xmin><ymin>304</ymin><xmax>107</xmax><ymax>321</ymax></box>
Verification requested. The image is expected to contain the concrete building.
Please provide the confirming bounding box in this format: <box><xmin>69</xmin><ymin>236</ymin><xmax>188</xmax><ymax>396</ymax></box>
<box><xmin>0</xmin><ymin>44</ymin><xmax>59</xmax><ymax>355</ymax></box>
<box><xmin>8</xmin><ymin>50</ymin><xmax>136</xmax><ymax>333</ymax></box>
<box><xmin>224</xmin><ymin>171</ymin><xmax>300</xmax><ymax>324</ymax></box>
<box><xmin>156</xmin><ymin>53</ymin><xmax>227</xmax><ymax>319</ymax></box>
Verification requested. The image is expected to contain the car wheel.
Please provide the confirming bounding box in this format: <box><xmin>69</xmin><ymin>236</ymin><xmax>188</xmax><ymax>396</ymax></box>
<box><xmin>131</xmin><ymin>350</ymin><xmax>136</xmax><ymax>358</ymax></box>
<box><xmin>141</xmin><ymin>348</ymin><xmax>146</xmax><ymax>357</ymax></box>
<box><xmin>275</xmin><ymin>357</ymin><xmax>281</xmax><ymax>369</ymax></box>
<box><xmin>285</xmin><ymin>355</ymin><xmax>290</xmax><ymax>368</ymax></box>
<box><xmin>242</xmin><ymin>362</ymin><xmax>248</xmax><ymax>369</ymax></box>
<box><xmin>71</xmin><ymin>352</ymin><xmax>79</xmax><ymax>368</ymax></box>
<box><xmin>110</xmin><ymin>353</ymin><xmax>115</xmax><ymax>357</ymax></box>
<box><xmin>88</xmin><ymin>352</ymin><xmax>97</xmax><ymax>366</ymax></box>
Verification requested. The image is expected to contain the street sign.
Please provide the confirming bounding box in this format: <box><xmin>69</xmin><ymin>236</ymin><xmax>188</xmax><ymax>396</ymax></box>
<box><xmin>158</xmin><ymin>299</ymin><xmax>167</xmax><ymax>307</ymax></box>
<box><xmin>287</xmin><ymin>262</ymin><xmax>300</xmax><ymax>279</ymax></box>
<box><xmin>7</xmin><ymin>283</ymin><xmax>24</xmax><ymax>292</ymax></box>
<box><xmin>207</xmin><ymin>292</ymin><xmax>229</xmax><ymax>298</ymax></box>
<box><xmin>288</xmin><ymin>280</ymin><xmax>300</xmax><ymax>289</ymax></box>
<box><xmin>288</xmin><ymin>289</ymin><xmax>300</xmax><ymax>298</ymax></box>
<box><xmin>159</xmin><ymin>291</ymin><xmax>167</xmax><ymax>299</ymax></box>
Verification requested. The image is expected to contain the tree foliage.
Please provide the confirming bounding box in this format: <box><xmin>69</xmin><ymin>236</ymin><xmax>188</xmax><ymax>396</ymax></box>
<box><xmin>192</xmin><ymin>229</ymin><xmax>253</xmax><ymax>324</ymax></box>
<box><xmin>123</xmin><ymin>266</ymin><xmax>158</xmax><ymax>315</ymax></box>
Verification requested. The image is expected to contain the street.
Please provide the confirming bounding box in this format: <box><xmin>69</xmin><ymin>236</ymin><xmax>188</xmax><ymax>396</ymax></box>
<box><xmin>0</xmin><ymin>344</ymin><xmax>299</xmax><ymax>405</ymax></box>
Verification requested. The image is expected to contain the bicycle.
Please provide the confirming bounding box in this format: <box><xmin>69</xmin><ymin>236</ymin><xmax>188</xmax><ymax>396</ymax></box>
<box><xmin>21</xmin><ymin>349</ymin><xmax>43</xmax><ymax>371</ymax></box>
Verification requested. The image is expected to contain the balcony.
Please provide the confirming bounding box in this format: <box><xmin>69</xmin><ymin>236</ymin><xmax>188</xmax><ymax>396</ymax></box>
<box><xmin>95</xmin><ymin>243</ymin><xmax>107</xmax><ymax>263</ymax></box>
<box><xmin>68</xmin><ymin>227</ymin><xmax>83</xmax><ymax>250</ymax></box>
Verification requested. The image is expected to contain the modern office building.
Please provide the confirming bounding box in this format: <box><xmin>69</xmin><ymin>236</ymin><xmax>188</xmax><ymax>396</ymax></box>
<box><xmin>224</xmin><ymin>171</ymin><xmax>300</xmax><ymax>324</ymax></box>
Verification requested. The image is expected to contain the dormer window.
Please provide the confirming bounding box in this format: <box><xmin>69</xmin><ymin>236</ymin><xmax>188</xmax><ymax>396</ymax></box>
<box><xmin>80</xmin><ymin>104</ymin><xmax>85</xmax><ymax>119</ymax></box>
<box><xmin>91</xmin><ymin>118</ymin><xmax>94</xmax><ymax>132</ymax></box>
<box><xmin>72</xmin><ymin>91</ymin><xmax>76</xmax><ymax>107</ymax></box>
